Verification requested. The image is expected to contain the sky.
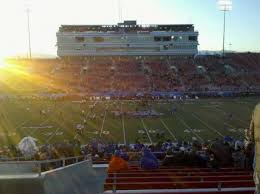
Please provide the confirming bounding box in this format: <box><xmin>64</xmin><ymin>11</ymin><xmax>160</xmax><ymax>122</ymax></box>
<box><xmin>0</xmin><ymin>0</ymin><xmax>259</xmax><ymax>58</ymax></box>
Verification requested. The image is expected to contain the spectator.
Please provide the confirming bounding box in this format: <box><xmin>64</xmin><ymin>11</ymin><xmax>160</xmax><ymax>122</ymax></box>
<box><xmin>210</xmin><ymin>139</ymin><xmax>232</xmax><ymax>167</ymax></box>
<box><xmin>232</xmin><ymin>147</ymin><xmax>245</xmax><ymax>168</ymax></box>
<box><xmin>244</xmin><ymin>140</ymin><xmax>254</xmax><ymax>169</ymax></box>
<box><xmin>119</xmin><ymin>148</ymin><xmax>129</xmax><ymax>161</ymax></box>
<box><xmin>97</xmin><ymin>142</ymin><xmax>105</xmax><ymax>158</ymax></box>
<box><xmin>246</xmin><ymin>103</ymin><xmax>260</xmax><ymax>194</ymax></box>
<box><xmin>208</xmin><ymin>153</ymin><xmax>219</xmax><ymax>170</ymax></box>
<box><xmin>108</xmin><ymin>150</ymin><xmax>128</xmax><ymax>173</ymax></box>
<box><xmin>140</xmin><ymin>148</ymin><xmax>159</xmax><ymax>170</ymax></box>
<box><xmin>162</xmin><ymin>149</ymin><xmax>174</xmax><ymax>166</ymax></box>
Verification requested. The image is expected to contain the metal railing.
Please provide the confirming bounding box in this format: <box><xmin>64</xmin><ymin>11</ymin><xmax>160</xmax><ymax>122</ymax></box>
<box><xmin>0</xmin><ymin>155</ymin><xmax>91</xmax><ymax>176</ymax></box>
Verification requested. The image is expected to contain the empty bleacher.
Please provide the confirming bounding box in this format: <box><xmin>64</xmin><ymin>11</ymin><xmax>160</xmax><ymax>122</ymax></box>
<box><xmin>104</xmin><ymin>166</ymin><xmax>254</xmax><ymax>194</ymax></box>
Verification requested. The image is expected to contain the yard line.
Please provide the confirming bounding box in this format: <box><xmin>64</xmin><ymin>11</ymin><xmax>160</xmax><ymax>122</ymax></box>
<box><xmin>121</xmin><ymin>102</ymin><xmax>127</xmax><ymax>145</ymax></box>
<box><xmin>222</xmin><ymin>121</ymin><xmax>244</xmax><ymax>135</ymax></box>
<box><xmin>99</xmin><ymin>110</ymin><xmax>107</xmax><ymax>137</ymax></box>
<box><xmin>175</xmin><ymin>114</ymin><xmax>203</xmax><ymax>142</ymax></box>
<box><xmin>198</xmin><ymin>100</ymin><xmax>248</xmax><ymax>127</ymax></box>
<box><xmin>159</xmin><ymin>118</ymin><xmax>177</xmax><ymax>141</ymax></box>
<box><xmin>38</xmin><ymin>102</ymin><xmax>67</xmax><ymax>126</ymax></box>
<box><xmin>196</xmin><ymin>102</ymin><xmax>244</xmax><ymax>135</ymax></box>
<box><xmin>191</xmin><ymin>113</ymin><xmax>224</xmax><ymax>138</ymax></box>
<box><xmin>14</xmin><ymin>120</ymin><xmax>31</xmax><ymax>137</ymax></box>
<box><xmin>15</xmin><ymin>120</ymin><xmax>30</xmax><ymax>129</ymax></box>
<box><xmin>46</xmin><ymin>128</ymin><xmax>61</xmax><ymax>143</ymax></box>
<box><xmin>29</xmin><ymin>127</ymin><xmax>39</xmax><ymax>137</ymax></box>
<box><xmin>215</xmin><ymin>107</ymin><xmax>248</xmax><ymax>126</ymax></box>
<box><xmin>140</xmin><ymin>119</ymin><xmax>153</xmax><ymax>144</ymax></box>
<box><xmin>172</xmin><ymin>102</ymin><xmax>203</xmax><ymax>142</ymax></box>
<box><xmin>174</xmin><ymin>102</ymin><xmax>224</xmax><ymax>139</ymax></box>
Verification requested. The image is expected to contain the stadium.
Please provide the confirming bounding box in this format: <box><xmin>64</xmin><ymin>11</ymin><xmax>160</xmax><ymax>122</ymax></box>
<box><xmin>0</xmin><ymin>0</ymin><xmax>260</xmax><ymax>194</ymax></box>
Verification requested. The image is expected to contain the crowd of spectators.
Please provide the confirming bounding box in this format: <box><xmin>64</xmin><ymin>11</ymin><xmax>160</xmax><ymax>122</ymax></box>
<box><xmin>5</xmin><ymin>53</ymin><xmax>260</xmax><ymax>95</ymax></box>
<box><xmin>105</xmin><ymin>137</ymin><xmax>254</xmax><ymax>172</ymax></box>
<box><xmin>0</xmin><ymin>135</ymin><xmax>255</xmax><ymax>173</ymax></box>
<box><xmin>63</xmin><ymin>54</ymin><xmax>260</xmax><ymax>93</ymax></box>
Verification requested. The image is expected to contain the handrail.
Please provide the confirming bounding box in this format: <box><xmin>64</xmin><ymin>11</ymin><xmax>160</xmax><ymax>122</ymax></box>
<box><xmin>0</xmin><ymin>155</ymin><xmax>92</xmax><ymax>176</ymax></box>
<box><xmin>0</xmin><ymin>155</ymin><xmax>87</xmax><ymax>164</ymax></box>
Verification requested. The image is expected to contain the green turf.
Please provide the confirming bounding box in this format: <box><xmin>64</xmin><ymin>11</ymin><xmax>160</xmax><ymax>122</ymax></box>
<box><xmin>0</xmin><ymin>97</ymin><xmax>259</xmax><ymax>146</ymax></box>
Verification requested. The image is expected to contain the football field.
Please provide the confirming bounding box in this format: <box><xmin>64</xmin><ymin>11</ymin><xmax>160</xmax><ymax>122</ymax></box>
<box><xmin>0</xmin><ymin>97</ymin><xmax>259</xmax><ymax>146</ymax></box>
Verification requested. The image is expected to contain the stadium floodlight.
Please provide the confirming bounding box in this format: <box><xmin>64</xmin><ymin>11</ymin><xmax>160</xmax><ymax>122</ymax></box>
<box><xmin>218</xmin><ymin>0</ymin><xmax>232</xmax><ymax>58</ymax></box>
<box><xmin>26</xmin><ymin>8</ymin><xmax>32</xmax><ymax>59</ymax></box>
<box><xmin>24</xmin><ymin>0</ymin><xmax>32</xmax><ymax>59</ymax></box>
<box><xmin>219</xmin><ymin>0</ymin><xmax>232</xmax><ymax>11</ymax></box>
<box><xmin>118</xmin><ymin>0</ymin><xmax>123</xmax><ymax>23</ymax></box>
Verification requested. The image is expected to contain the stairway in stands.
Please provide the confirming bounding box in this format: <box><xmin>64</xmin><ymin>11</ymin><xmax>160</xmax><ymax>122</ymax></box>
<box><xmin>103</xmin><ymin>166</ymin><xmax>255</xmax><ymax>194</ymax></box>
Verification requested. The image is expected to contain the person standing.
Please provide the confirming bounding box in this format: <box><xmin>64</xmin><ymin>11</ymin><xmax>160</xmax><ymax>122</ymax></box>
<box><xmin>246</xmin><ymin>103</ymin><xmax>260</xmax><ymax>194</ymax></box>
<box><xmin>140</xmin><ymin>148</ymin><xmax>159</xmax><ymax>170</ymax></box>
<box><xmin>108</xmin><ymin>150</ymin><xmax>128</xmax><ymax>173</ymax></box>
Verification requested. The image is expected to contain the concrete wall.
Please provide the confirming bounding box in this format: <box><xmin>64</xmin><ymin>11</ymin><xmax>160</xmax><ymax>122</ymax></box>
<box><xmin>0</xmin><ymin>160</ymin><xmax>107</xmax><ymax>194</ymax></box>
<box><xmin>43</xmin><ymin>160</ymin><xmax>107</xmax><ymax>194</ymax></box>
<box><xmin>0</xmin><ymin>162</ymin><xmax>38</xmax><ymax>174</ymax></box>
<box><xmin>0</xmin><ymin>176</ymin><xmax>44</xmax><ymax>194</ymax></box>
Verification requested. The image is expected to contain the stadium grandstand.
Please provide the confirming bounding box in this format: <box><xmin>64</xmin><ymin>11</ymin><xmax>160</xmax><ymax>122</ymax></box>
<box><xmin>0</xmin><ymin>1</ymin><xmax>260</xmax><ymax>194</ymax></box>
<box><xmin>5</xmin><ymin>52</ymin><xmax>260</xmax><ymax>96</ymax></box>
<box><xmin>57</xmin><ymin>20</ymin><xmax>199</xmax><ymax>57</ymax></box>
<box><xmin>1</xmin><ymin>29</ymin><xmax>259</xmax><ymax>194</ymax></box>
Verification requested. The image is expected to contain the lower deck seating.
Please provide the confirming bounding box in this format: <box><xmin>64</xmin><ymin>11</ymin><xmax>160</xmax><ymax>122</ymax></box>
<box><xmin>103</xmin><ymin>166</ymin><xmax>254</xmax><ymax>194</ymax></box>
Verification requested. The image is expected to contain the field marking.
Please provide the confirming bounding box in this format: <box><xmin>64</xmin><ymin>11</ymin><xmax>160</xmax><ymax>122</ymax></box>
<box><xmin>191</xmin><ymin>113</ymin><xmax>224</xmax><ymax>138</ymax></box>
<box><xmin>198</xmin><ymin>100</ymin><xmax>249</xmax><ymax>128</ymax></box>
<box><xmin>29</xmin><ymin>128</ymin><xmax>40</xmax><ymax>137</ymax></box>
<box><xmin>45</xmin><ymin>128</ymin><xmax>61</xmax><ymax>143</ymax></box>
<box><xmin>0</xmin><ymin>104</ymin><xmax>23</xmax><ymax>136</ymax></box>
<box><xmin>38</xmin><ymin>102</ymin><xmax>67</xmax><ymax>126</ymax></box>
<box><xmin>13</xmin><ymin>120</ymin><xmax>32</xmax><ymax>137</ymax></box>
<box><xmin>172</xmin><ymin>103</ymin><xmax>203</xmax><ymax>141</ymax></box>
<box><xmin>177</xmin><ymin>116</ymin><xmax>203</xmax><ymax>142</ymax></box>
<box><xmin>1</xmin><ymin>100</ymin><xmax>66</xmax><ymax>140</ymax></box>
<box><xmin>82</xmin><ymin>100</ymin><xmax>99</xmax><ymax>136</ymax></box>
<box><xmin>215</xmin><ymin>107</ymin><xmax>248</xmax><ymax>126</ymax></box>
<box><xmin>175</xmin><ymin>114</ymin><xmax>203</xmax><ymax>142</ymax></box>
<box><xmin>159</xmin><ymin>118</ymin><xmax>177</xmax><ymax>141</ymax></box>
<box><xmin>121</xmin><ymin>102</ymin><xmax>127</xmax><ymax>145</ymax></box>
<box><xmin>197</xmin><ymin>102</ymin><xmax>245</xmax><ymax>135</ymax></box>
<box><xmin>99</xmin><ymin>110</ymin><xmax>107</xmax><ymax>137</ymax></box>
<box><xmin>222</xmin><ymin>122</ymin><xmax>244</xmax><ymax>135</ymax></box>
<box><xmin>140</xmin><ymin>119</ymin><xmax>153</xmax><ymax>144</ymax></box>
<box><xmin>180</xmin><ymin>101</ymin><xmax>245</xmax><ymax>136</ymax></box>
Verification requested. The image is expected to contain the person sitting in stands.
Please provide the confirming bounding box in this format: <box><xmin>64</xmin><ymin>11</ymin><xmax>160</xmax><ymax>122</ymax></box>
<box><xmin>140</xmin><ymin>148</ymin><xmax>159</xmax><ymax>170</ymax></box>
<box><xmin>108</xmin><ymin>150</ymin><xmax>128</xmax><ymax>173</ymax></box>
<box><xmin>232</xmin><ymin>146</ymin><xmax>245</xmax><ymax>168</ymax></box>
<box><xmin>210</xmin><ymin>139</ymin><xmax>232</xmax><ymax>167</ymax></box>
<box><xmin>119</xmin><ymin>147</ymin><xmax>129</xmax><ymax>161</ymax></box>
<box><xmin>162</xmin><ymin>149</ymin><xmax>174</xmax><ymax>166</ymax></box>
<box><xmin>208</xmin><ymin>153</ymin><xmax>219</xmax><ymax>170</ymax></box>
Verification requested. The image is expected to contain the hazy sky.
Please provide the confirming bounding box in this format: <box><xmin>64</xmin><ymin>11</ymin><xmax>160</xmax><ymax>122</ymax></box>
<box><xmin>0</xmin><ymin>0</ymin><xmax>259</xmax><ymax>58</ymax></box>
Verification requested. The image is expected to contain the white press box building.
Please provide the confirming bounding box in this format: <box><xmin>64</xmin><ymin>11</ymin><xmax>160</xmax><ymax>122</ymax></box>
<box><xmin>56</xmin><ymin>20</ymin><xmax>199</xmax><ymax>57</ymax></box>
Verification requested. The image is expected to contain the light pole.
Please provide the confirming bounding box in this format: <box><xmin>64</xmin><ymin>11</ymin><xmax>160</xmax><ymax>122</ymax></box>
<box><xmin>218</xmin><ymin>0</ymin><xmax>232</xmax><ymax>58</ymax></box>
<box><xmin>118</xmin><ymin>0</ymin><xmax>123</xmax><ymax>23</ymax></box>
<box><xmin>26</xmin><ymin>8</ymin><xmax>32</xmax><ymax>59</ymax></box>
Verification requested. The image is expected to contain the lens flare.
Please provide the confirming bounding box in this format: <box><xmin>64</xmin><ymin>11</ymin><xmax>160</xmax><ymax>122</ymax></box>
<box><xmin>0</xmin><ymin>58</ymin><xmax>7</xmax><ymax>68</ymax></box>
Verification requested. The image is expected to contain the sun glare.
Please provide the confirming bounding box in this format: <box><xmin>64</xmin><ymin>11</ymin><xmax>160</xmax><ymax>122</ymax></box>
<box><xmin>0</xmin><ymin>57</ymin><xmax>8</xmax><ymax>68</ymax></box>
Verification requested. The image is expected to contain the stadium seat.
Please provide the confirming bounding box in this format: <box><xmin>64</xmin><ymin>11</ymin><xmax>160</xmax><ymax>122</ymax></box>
<box><xmin>104</xmin><ymin>166</ymin><xmax>254</xmax><ymax>194</ymax></box>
